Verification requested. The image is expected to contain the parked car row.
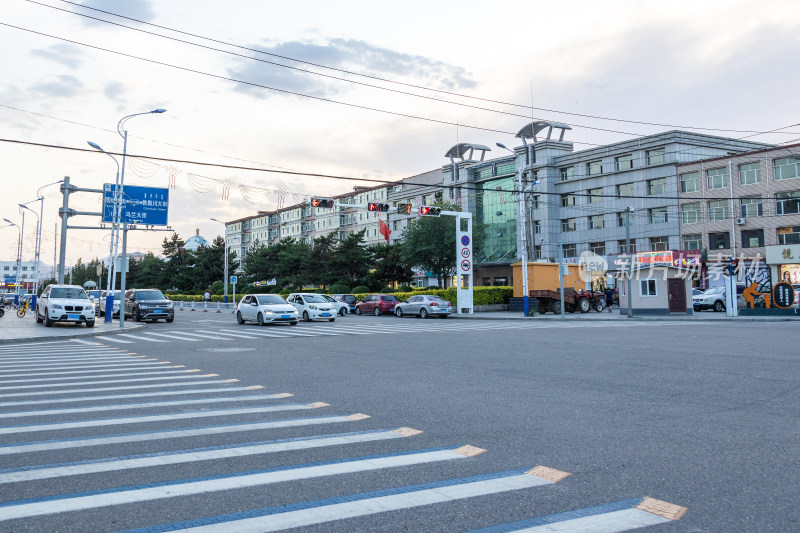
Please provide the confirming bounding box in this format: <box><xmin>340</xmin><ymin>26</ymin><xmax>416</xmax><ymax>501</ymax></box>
<box><xmin>34</xmin><ymin>285</ymin><xmax>175</xmax><ymax>326</ymax></box>
<box><xmin>236</xmin><ymin>292</ymin><xmax>452</xmax><ymax>325</ymax></box>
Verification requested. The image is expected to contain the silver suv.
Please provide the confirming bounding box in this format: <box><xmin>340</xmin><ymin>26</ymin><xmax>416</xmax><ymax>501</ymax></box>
<box><xmin>36</xmin><ymin>284</ymin><xmax>96</xmax><ymax>327</ymax></box>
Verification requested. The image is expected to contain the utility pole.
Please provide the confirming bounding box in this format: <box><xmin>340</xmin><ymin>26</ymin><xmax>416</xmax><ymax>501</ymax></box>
<box><xmin>58</xmin><ymin>176</ymin><xmax>71</xmax><ymax>284</ymax></box>
<box><xmin>626</xmin><ymin>206</ymin><xmax>634</xmax><ymax>318</ymax></box>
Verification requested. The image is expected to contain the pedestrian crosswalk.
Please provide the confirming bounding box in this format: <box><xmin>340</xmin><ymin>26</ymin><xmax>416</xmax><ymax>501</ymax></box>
<box><xmin>0</xmin><ymin>342</ymin><xmax>688</xmax><ymax>531</ymax></box>
<box><xmin>92</xmin><ymin>319</ymin><xmax>695</xmax><ymax>345</ymax></box>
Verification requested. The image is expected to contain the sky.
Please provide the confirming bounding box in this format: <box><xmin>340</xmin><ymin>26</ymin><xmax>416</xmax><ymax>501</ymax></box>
<box><xmin>2</xmin><ymin>0</ymin><xmax>800</xmax><ymax>272</ymax></box>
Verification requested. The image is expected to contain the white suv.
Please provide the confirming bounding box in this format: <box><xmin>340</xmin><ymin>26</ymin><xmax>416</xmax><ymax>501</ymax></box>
<box><xmin>37</xmin><ymin>284</ymin><xmax>96</xmax><ymax>327</ymax></box>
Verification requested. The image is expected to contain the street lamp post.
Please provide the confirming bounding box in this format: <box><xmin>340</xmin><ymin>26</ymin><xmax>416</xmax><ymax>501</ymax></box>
<box><xmin>625</xmin><ymin>206</ymin><xmax>634</xmax><ymax>318</ymax></box>
<box><xmin>88</xmin><ymin>141</ymin><xmax>121</xmax><ymax>323</ymax></box>
<box><xmin>18</xmin><ymin>203</ymin><xmax>39</xmax><ymax>309</ymax></box>
<box><xmin>3</xmin><ymin>218</ymin><xmax>21</xmax><ymax>305</ymax></box>
<box><xmin>115</xmin><ymin>109</ymin><xmax>166</xmax><ymax>329</ymax></box>
<box><xmin>210</xmin><ymin>218</ymin><xmax>229</xmax><ymax>304</ymax></box>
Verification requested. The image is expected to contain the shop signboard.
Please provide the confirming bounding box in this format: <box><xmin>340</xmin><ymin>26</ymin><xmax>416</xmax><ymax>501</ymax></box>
<box><xmin>772</xmin><ymin>282</ymin><xmax>796</xmax><ymax>308</ymax></box>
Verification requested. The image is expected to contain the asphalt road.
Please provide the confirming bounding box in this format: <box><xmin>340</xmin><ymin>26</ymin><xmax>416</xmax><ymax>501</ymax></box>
<box><xmin>0</xmin><ymin>311</ymin><xmax>797</xmax><ymax>532</ymax></box>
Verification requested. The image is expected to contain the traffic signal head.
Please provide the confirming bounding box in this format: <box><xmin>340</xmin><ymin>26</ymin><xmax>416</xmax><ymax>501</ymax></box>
<box><xmin>420</xmin><ymin>206</ymin><xmax>441</xmax><ymax>217</ymax></box>
<box><xmin>310</xmin><ymin>197</ymin><xmax>334</xmax><ymax>208</ymax></box>
<box><xmin>368</xmin><ymin>202</ymin><xmax>390</xmax><ymax>212</ymax></box>
<box><xmin>397</xmin><ymin>203</ymin><xmax>412</xmax><ymax>215</ymax></box>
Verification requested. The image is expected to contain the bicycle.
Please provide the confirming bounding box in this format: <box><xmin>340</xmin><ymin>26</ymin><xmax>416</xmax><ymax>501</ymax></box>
<box><xmin>9</xmin><ymin>301</ymin><xmax>27</xmax><ymax>318</ymax></box>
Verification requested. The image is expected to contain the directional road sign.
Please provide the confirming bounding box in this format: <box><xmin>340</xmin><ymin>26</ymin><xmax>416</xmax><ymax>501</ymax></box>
<box><xmin>103</xmin><ymin>184</ymin><xmax>169</xmax><ymax>226</ymax></box>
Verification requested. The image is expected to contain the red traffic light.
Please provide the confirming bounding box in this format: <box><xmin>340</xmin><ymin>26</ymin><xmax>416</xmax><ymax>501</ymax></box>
<box><xmin>420</xmin><ymin>206</ymin><xmax>441</xmax><ymax>217</ymax></box>
<box><xmin>368</xmin><ymin>202</ymin><xmax>390</xmax><ymax>212</ymax></box>
<box><xmin>310</xmin><ymin>197</ymin><xmax>334</xmax><ymax>208</ymax></box>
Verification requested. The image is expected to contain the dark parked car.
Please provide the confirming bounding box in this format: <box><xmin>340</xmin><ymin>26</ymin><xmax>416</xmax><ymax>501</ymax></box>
<box><xmin>331</xmin><ymin>294</ymin><xmax>357</xmax><ymax>313</ymax></box>
<box><xmin>355</xmin><ymin>294</ymin><xmax>400</xmax><ymax>316</ymax></box>
<box><xmin>124</xmin><ymin>288</ymin><xmax>174</xmax><ymax>322</ymax></box>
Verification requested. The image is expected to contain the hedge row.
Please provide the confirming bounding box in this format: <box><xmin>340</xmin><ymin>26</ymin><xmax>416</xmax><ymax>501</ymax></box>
<box><xmin>168</xmin><ymin>286</ymin><xmax>512</xmax><ymax>306</ymax></box>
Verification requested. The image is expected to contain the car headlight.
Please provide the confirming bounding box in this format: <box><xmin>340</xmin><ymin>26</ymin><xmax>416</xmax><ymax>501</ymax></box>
<box><xmin>263</xmin><ymin>310</ymin><xmax>274</xmax><ymax>315</ymax></box>
<box><xmin>51</xmin><ymin>304</ymin><xmax>63</xmax><ymax>310</ymax></box>
<box><xmin>309</xmin><ymin>305</ymin><xmax>318</xmax><ymax>309</ymax></box>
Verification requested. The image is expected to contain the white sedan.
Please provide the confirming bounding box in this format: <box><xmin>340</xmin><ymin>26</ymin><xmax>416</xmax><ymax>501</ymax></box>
<box><xmin>286</xmin><ymin>293</ymin><xmax>336</xmax><ymax>322</ymax></box>
<box><xmin>236</xmin><ymin>294</ymin><xmax>299</xmax><ymax>326</ymax></box>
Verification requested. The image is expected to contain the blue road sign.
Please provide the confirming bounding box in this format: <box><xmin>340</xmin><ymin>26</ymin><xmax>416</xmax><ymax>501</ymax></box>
<box><xmin>103</xmin><ymin>184</ymin><xmax>169</xmax><ymax>226</ymax></box>
<box><xmin>230</xmin><ymin>275</ymin><xmax>238</xmax><ymax>285</ymax></box>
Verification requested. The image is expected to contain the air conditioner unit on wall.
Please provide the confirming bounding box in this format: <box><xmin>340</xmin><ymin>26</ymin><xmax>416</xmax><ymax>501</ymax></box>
<box><xmin>735</xmin><ymin>217</ymin><xmax>746</xmax><ymax>225</ymax></box>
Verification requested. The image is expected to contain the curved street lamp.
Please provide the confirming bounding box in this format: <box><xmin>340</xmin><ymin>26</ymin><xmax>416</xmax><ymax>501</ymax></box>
<box><xmin>2</xmin><ymin>218</ymin><xmax>22</xmax><ymax>304</ymax></box>
<box><xmin>210</xmin><ymin>218</ymin><xmax>229</xmax><ymax>304</ymax></box>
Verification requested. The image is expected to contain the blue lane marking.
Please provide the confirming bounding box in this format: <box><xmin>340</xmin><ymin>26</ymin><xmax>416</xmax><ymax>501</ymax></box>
<box><xmin>467</xmin><ymin>498</ymin><xmax>645</xmax><ymax>532</ymax></box>
<box><xmin>0</xmin><ymin>414</ymin><xmax>348</xmax><ymax>448</ymax></box>
<box><xmin>118</xmin><ymin>470</ymin><xmax>529</xmax><ymax>533</ymax></box>
<box><xmin>0</xmin><ymin>429</ymin><xmax>396</xmax><ymax>475</ymax></box>
<box><xmin>0</xmin><ymin>447</ymin><xmax>456</xmax><ymax>508</ymax></box>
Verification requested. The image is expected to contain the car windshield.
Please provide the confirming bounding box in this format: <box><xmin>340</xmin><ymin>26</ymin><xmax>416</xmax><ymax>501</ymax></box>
<box><xmin>50</xmin><ymin>288</ymin><xmax>87</xmax><ymax>299</ymax></box>
<box><xmin>322</xmin><ymin>295</ymin><xmax>335</xmax><ymax>302</ymax></box>
<box><xmin>426</xmin><ymin>296</ymin><xmax>446</xmax><ymax>302</ymax></box>
<box><xmin>89</xmin><ymin>291</ymin><xmax>101</xmax><ymax>298</ymax></box>
<box><xmin>257</xmin><ymin>295</ymin><xmax>286</xmax><ymax>305</ymax></box>
<box><xmin>303</xmin><ymin>295</ymin><xmax>327</xmax><ymax>303</ymax></box>
<box><xmin>136</xmin><ymin>290</ymin><xmax>166</xmax><ymax>300</ymax></box>
<box><xmin>381</xmin><ymin>295</ymin><xmax>399</xmax><ymax>301</ymax></box>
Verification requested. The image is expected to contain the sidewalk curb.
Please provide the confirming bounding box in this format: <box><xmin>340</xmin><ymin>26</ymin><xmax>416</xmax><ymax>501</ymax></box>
<box><xmin>0</xmin><ymin>323</ymin><xmax>148</xmax><ymax>345</ymax></box>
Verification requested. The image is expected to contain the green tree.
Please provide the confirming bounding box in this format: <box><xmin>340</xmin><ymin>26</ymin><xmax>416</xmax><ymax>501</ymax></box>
<box><xmin>160</xmin><ymin>233</ymin><xmax>190</xmax><ymax>291</ymax></box>
<box><xmin>369</xmin><ymin>242</ymin><xmax>413</xmax><ymax>286</ymax></box>
<box><xmin>329</xmin><ymin>229</ymin><xmax>372</xmax><ymax>285</ymax></box>
<box><xmin>308</xmin><ymin>234</ymin><xmax>338</xmax><ymax>288</ymax></box>
<box><xmin>400</xmin><ymin>202</ymin><xmax>457</xmax><ymax>287</ymax></box>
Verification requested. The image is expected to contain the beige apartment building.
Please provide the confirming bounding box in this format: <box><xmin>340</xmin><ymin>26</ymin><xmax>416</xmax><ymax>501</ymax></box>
<box><xmin>677</xmin><ymin>143</ymin><xmax>800</xmax><ymax>288</ymax></box>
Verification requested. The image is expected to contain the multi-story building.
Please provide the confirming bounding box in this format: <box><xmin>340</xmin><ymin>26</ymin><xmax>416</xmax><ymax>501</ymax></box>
<box><xmin>677</xmin><ymin>143</ymin><xmax>800</xmax><ymax>288</ymax></box>
<box><xmin>0</xmin><ymin>260</ymin><xmax>41</xmax><ymax>292</ymax></box>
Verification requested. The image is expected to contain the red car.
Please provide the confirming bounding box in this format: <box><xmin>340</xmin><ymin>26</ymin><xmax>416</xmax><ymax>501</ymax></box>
<box><xmin>355</xmin><ymin>294</ymin><xmax>400</xmax><ymax>316</ymax></box>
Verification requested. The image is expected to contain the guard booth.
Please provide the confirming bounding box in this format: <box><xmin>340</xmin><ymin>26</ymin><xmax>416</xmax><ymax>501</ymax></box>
<box><xmin>617</xmin><ymin>265</ymin><xmax>693</xmax><ymax>315</ymax></box>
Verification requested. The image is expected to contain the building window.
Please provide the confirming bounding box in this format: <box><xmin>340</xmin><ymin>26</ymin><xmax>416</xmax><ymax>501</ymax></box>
<box><xmin>650</xmin><ymin>236</ymin><xmax>669</xmax><ymax>251</ymax></box>
<box><xmin>709</xmin><ymin>232</ymin><xmax>730</xmax><ymax>249</ymax></box>
<box><xmin>590</xmin><ymin>242</ymin><xmax>605</xmax><ymax>255</ymax></box>
<box><xmin>531</xmin><ymin>195</ymin><xmax>540</xmax><ymax>209</ymax></box>
<box><xmin>681</xmin><ymin>203</ymin><xmax>701</xmax><ymax>224</ymax></box>
<box><xmin>683</xmin><ymin>234</ymin><xmax>702</xmax><ymax>249</ymax></box>
<box><xmin>474</xmin><ymin>167</ymin><xmax>492</xmax><ymax>180</ymax></box>
<box><xmin>617</xmin><ymin>183</ymin><xmax>634</xmax><ymax>197</ymax></box>
<box><xmin>709</xmin><ymin>200</ymin><xmax>729</xmax><ymax>221</ymax></box>
<box><xmin>496</xmin><ymin>162</ymin><xmax>516</xmax><ymax>175</ymax></box>
<box><xmin>618</xmin><ymin>239</ymin><xmax>637</xmax><ymax>254</ymax></box>
<box><xmin>739</xmin><ymin>162</ymin><xmax>761</xmax><ymax>185</ymax></box>
<box><xmin>615</xmin><ymin>154</ymin><xmax>633</xmax><ymax>171</ymax></box>
<box><xmin>560</xmin><ymin>167</ymin><xmax>574</xmax><ymax>181</ymax></box>
<box><xmin>21</xmin><ymin>266</ymin><xmax>28</xmax><ymax>271</ymax></box>
<box><xmin>680</xmin><ymin>172</ymin><xmax>699</xmax><ymax>193</ymax></box>
<box><xmin>588</xmin><ymin>215</ymin><xmax>604</xmax><ymax>230</ymax></box>
<box><xmin>777</xmin><ymin>226</ymin><xmax>800</xmax><ymax>245</ymax></box>
<box><xmin>618</xmin><ymin>211</ymin><xmax>633</xmax><ymax>227</ymax></box>
<box><xmin>741</xmin><ymin>229</ymin><xmax>764</xmax><ymax>248</ymax></box>
<box><xmin>640</xmin><ymin>279</ymin><xmax>657</xmax><ymax>296</ymax></box>
<box><xmin>776</xmin><ymin>191</ymin><xmax>800</xmax><ymax>215</ymax></box>
<box><xmin>562</xmin><ymin>244</ymin><xmax>577</xmax><ymax>258</ymax></box>
<box><xmin>774</xmin><ymin>157</ymin><xmax>800</xmax><ymax>180</ymax></box>
<box><xmin>587</xmin><ymin>187</ymin><xmax>603</xmax><ymax>203</ymax></box>
<box><xmin>587</xmin><ymin>160</ymin><xmax>603</xmax><ymax>175</ymax></box>
<box><xmin>706</xmin><ymin>168</ymin><xmax>729</xmax><ymax>189</ymax></box>
<box><xmin>533</xmin><ymin>245</ymin><xmax>541</xmax><ymax>260</ymax></box>
<box><xmin>649</xmin><ymin>207</ymin><xmax>668</xmax><ymax>224</ymax></box>
<box><xmin>648</xmin><ymin>177</ymin><xmax>667</xmax><ymax>195</ymax></box>
<box><xmin>561</xmin><ymin>218</ymin><xmax>577</xmax><ymax>232</ymax></box>
<box><xmin>740</xmin><ymin>196</ymin><xmax>763</xmax><ymax>218</ymax></box>
<box><xmin>647</xmin><ymin>148</ymin><xmax>666</xmax><ymax>165</ymax></box>
<box><xmin>533</xmin><ymin>220</ymin><xmax>541</xmax><ymax>233</ymax></box>
<box><xmin>561</xmin><ymin>194</ymin><xmax>577</xmax><ymax>207</ymax></box>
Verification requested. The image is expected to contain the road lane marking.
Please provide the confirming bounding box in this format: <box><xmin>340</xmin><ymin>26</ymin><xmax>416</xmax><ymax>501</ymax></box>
<box><xmin>0</xmin><ymin>414</ymin><xmax>364</xmax><ymax>456</ymax></box>
<box><xmin>0</xmin><ymin>364</ymin><xmax>186</xmax><ymax>379</ymax></box>
<box><xmin>117</xmin><ymin>333</ymin><xmax>168</xmax><ymax>342</ymax></box>
<box><xmin>102</xmin><ymin>336</ymin><xmax>134</xmax><ymax>344</ymax></box>
<box><xmin>0</xmin><ymin>361</ymin><xmax>169</xmax><ymax>374</ymax></box>
<box><xmin>0</xmin><ymin>393</ymin><xmax>293</xmax><ymax>419</ymax></box>
<box><xmin>0</xmin><ymin>427</ymin><xmax>420</xmax><ymax>483</ymax></box>
<box><xmin>0</xmin><ymin>373</ymin><xmax>220</xmax><ymax>391</ymax></box>
<box><xmin>466</xmin><ymin>497</ymin><xmax>687</xmax><ymax>532</ymax></box>
<box><xmin>0</xmin><ymin>368</ymin><xmax>201</xmax><ymax>385</ymax></box>
<box><xmin>0</xmin><ymin>447</ymin><xmax>474</xmax><ymax>521</ymax></box>
<box><xmin>0</xmin><ymin>379</ymin><xmax>241</xmax><ymax>399</ymax></box>
<box><xmin>0</xmin><ymin>385</ymin><xmax>266</xmax><ymax>407</ymax></box>
<box><xmin>121</xmin><ymin>467</ymin><xmax>566</xmax><ymax>533</ymax></box>
<box><xmin>0</xmin><ymin>403</ymin><xmax>325</xmax><ymax>435</ymax></box>
<box><xmin>142</xmin><ymin>332</ymin><xmax>203</xmax><ymax>341</ymax></box>
<box><xmin>167</xmin><ymin>331</ymin><xmax>237</xmax><ymax>341</ymax></box>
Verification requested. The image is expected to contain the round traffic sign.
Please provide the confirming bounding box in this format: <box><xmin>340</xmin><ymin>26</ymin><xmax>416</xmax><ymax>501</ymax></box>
<box><xmin>229</xmin><ymin>275</ymin><xmax>238</xmax><ymax>285</ymax></box>
<box><xmin>460</xmin><ymin>248</ymin><xmax>470</xmax><ymax>258</ymax></box>
<box><xmin>461</xmin><ymin>259</ymin><xmax>471</xmax><ymax>271</ymax></box>
<box><xmin>461</xmin><ymin>235</ymin><xmax>470</xmax><ymax>246</ymax></box>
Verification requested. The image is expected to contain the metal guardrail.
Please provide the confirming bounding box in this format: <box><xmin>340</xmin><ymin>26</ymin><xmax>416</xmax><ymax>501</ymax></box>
<box><xmin>175</xmin><ymin>301</ymin><xmax>237</xmax><ymax>313</ymax></box>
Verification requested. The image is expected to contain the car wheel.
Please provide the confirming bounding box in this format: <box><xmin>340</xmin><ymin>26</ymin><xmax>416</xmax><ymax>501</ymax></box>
<box><xmin>373</xmin><ymin>307</ymin><xmax>381</xmax><ymax>317</ymax></box>
<box><xmin>713</xmin><ymin>300</ymin><xmax>725</xmax><ymax>312</ymax></box>
<box><xmin>35</xmin><ymin>311</ymin><xmax>43</xmax><ymax>323</ymax></box>
<box><xmin>578</xmin><ymin>297</ymin><xmax>591</xmax><ymax>313</ymax></box>
<box><xmin>290</xmin><ymin>321</ymin><xmax>298</xmax><ymax>326</ymax></box>
<box><xmin>166</xmin><ymin>317</ymin><xmax>174</xmax><ymax>323</ymax></box>
<box><xmin>329</xmin><ymin>318</ymin><xmax>335</xmax><ymax>322</ymax></box>
<box><xmin>134</xmin><ymin>309</ymin><xmax>141</xmax><ymax>322</ymax></box>
<box><xmin>420</xmin><ymin>308</ymin><xmax>428</xmax><ymax>319</ymax></box>
<box><xmin>594</xmin><ymin>301</ymin><xmax>604</xmax><ymax>312</ymax></box>
<box><xmin>395</xmin><ymin>307</ymin><xmax>403</xmax><ymax>317</ymax></box>
<box><xmin>236</xmin><ymin>311</ymin><xmax>244</xmax><ymax>324</ymax></box>
<box><xmin>355</xmin><ymin>307</ymin><xmax>361</xmax><ymax>316</ymax></box>
<box><xmin>303</xmin><ymin>311</ymin><xmax>311</xmax><ymax>322</ymax></box>
<box><xmin>86</xmin><ymin>320</ymin><xmax>95</xmax><ymax>328</ymax></box>
<box><xmin>550</xmin><ymin>301</ymin><xmax>561</xmax><ymax>314</ymax></box>
<box><xmin>257</xmin><ymin>313</ymin><xmax>265</xmax><ymax>326</ymax></box>
<box><xmin>339</xmin><ymin>307</ymin><xmax>346</xmax><ymax>316</ymax></box>
<box><xmin>44</xmin><ymin>309</ymin><xmax>53</xmax><ymax>327</ymax></box>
